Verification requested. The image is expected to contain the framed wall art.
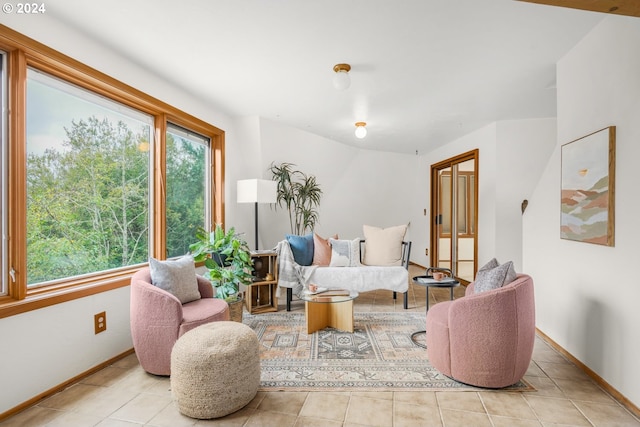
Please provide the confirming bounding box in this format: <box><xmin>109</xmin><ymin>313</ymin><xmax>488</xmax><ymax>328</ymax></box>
<box><xmin>560</xmin><ymin>126</ymin><xmax>615</xmax><ymax>246</ymax></box>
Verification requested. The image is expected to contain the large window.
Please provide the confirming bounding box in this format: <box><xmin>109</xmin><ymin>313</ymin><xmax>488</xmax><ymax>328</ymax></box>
<box><xmin>0</xmin><ymin>26</ymin><xmax>224</xmax><ymax>316</ymax></box>
<box><xmin>165</xmin><ymin>124</ymin><xmax>209</xmax><ymax>258</ymax></box>
<box><xmin>27</xmin><ymin>69</ymin><xmax>153</xmax><ymax>286</ymax></box>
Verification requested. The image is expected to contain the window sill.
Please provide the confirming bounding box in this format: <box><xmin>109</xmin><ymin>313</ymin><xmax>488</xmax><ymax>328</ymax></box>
<box><xmin>0</xmin><ymin>269</ymin><xmax>135</xmax><ymax>319</ymax></box>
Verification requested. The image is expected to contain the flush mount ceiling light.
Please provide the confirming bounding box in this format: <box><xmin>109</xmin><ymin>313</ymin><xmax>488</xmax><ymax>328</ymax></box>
<box><xmin>355</xmin><ymin>122</ymin><xmax>367</xmax><ymax>139</ymax></box>
<box><xmin>333</xmin><ymin>63</ymin><xmax>351</xmax><ymax>90</ymax></box>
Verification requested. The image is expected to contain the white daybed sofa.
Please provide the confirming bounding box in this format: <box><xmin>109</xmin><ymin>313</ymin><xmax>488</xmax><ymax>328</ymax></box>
<box><xmin>276</xmin><ymin>238</ymin><xmax>412</xmax><ymax>311</ymax></box>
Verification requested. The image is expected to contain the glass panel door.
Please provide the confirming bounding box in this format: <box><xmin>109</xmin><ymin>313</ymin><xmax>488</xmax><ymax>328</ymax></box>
<box><xmin>431</xmin><ymin>151</ymin><xmax>478</xmax><ymax>284</ymax></box>
<box><xmin>436</xmin><ymin>167</ymin><xmax>452</xmax><ymax>273</ymax></box>
<box><xmin>455</xmin><ymin>159</ymin><xmax>476</xmax><ymax>282</ymax></box>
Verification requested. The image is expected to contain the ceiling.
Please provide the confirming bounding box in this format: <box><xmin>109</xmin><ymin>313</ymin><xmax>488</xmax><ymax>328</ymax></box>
<box><xmin>41</xmin><ymin>0</ymin><xmax>609</xmax><ymax>154</ymax></box>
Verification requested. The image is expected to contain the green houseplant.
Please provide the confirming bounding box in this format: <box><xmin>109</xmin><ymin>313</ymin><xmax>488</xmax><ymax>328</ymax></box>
<box><xmin>269</xmin><ymin>162</ymin><xmax>323</xmax><ymax>235</ymax></box>
<box><xmin>189</xmin><ymin>224</ymin><xmax>253</xmax><ymax>303</ymax></box>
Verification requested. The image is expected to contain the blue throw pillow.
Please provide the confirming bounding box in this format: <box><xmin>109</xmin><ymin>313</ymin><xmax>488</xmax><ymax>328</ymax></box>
<box><xmin>286</xmin><ymin>233</ymin><xmax>314</xmax><ymax>266</ymax></box>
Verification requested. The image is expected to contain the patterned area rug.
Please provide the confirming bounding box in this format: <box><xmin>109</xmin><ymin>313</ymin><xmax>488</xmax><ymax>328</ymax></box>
<box><xmin>243</xmin><ymin>311</ymin><xmax>534</xmax><ymax>392</ymax></box>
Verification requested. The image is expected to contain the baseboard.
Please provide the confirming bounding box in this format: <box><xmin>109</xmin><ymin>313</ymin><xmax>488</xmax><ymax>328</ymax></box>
<box><xmin>0</xmin><ymin>348</ymin><xmax>135</xmax><ymax>423</ymax></box>
<box><xmin>536</xmin><ymin>328</ymin><xmax>640</xmax><ymax>419</ymax></box>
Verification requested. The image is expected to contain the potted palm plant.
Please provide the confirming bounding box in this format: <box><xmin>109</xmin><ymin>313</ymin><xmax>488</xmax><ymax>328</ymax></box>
<box><xmin>189</xmin><ymin>224</ymin><xmax>253</xmax><ymax>322</ymax></box>
<box><xmin>269</xmin><ymin>162</ymin><xmax>323</xmax><ymax>235</ymax></box>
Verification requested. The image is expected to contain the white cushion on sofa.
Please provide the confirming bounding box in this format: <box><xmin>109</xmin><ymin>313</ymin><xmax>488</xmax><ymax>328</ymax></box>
<box><xmin>303</xmin><ymin>265</ymin><xmax>409</xmax><ymax>294</ymax></box>
<box><xmin>362</xmin><ymin>224</ymin><xmax>407</xmax><ymax>266</ymax></box>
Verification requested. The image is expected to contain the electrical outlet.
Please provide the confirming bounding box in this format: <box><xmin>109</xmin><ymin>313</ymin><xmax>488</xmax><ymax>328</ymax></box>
<box><xmin>94</xmin><ymin>311</ymin><xmax>107</xmax><ymax>334</ymax></box>
<box><xmin>425</xmin><ymin>248</ymin><xmax>429</xmax><ymax>256</ymax></box>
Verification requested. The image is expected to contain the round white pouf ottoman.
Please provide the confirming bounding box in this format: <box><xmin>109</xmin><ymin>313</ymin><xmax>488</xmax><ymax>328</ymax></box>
<box><xmin>170</xmin><ymin>321</ymin><xmax>260</xmax><ymax>419</ymax></box>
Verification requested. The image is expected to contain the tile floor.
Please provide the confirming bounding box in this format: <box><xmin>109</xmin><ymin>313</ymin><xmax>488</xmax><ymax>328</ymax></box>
<box><xmin>1</xmin><ymin>265</ymin><xmax>639</xmax><ymax>427</ymax></box>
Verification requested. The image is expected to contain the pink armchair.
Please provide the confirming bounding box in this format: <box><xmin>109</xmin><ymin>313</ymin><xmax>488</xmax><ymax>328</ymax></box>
<box><xmin>130</xmin><ymin>267</ymin><xmax>230</xmax><ymax>376</ymax></box>
<box><xmin>426</xmin><ymin>274</ymin><xmax>535</xmax><ymax>388</ymax></box>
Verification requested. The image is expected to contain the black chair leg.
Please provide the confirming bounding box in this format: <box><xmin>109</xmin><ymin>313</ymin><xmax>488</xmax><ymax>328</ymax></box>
<box><xmin>287</xmin><ymin>288</ymin><xmax>292</xmax><ymax>311</ymax></box>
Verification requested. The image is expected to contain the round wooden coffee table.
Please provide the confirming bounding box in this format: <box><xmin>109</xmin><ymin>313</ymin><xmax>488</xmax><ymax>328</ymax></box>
<box><xmin>299</xmin><ymin>289</ymin><xmax>359</xmax><ymax>334</ymax></box>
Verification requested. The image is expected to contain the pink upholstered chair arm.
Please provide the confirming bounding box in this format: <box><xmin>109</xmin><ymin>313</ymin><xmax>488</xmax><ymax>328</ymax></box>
<box><xmin>130</xmin><ymin>278</ymin><xmax>184</xmax><ymax>332</ymax></box>
<box><xmin>425</xmin><ymin>300</ymin><xmax>454</xmax><ymax>376</ymax></box>
<box><xmin>196</xmin><ymin>275</ymin><xmax>215</xmax><ymax>298</ymax></box>
<box><xmin>130</xmin><ymin>270</ymin><xmax>184</xmax><ymax>375</ymax></box>
<box><xmin>465</xmin><ymin>281</ymin><xmax>476</xmax><ymax>296</ymax></box>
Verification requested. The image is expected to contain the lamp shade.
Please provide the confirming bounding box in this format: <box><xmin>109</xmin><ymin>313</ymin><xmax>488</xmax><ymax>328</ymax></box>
<box><xmin>237</xmin><ymin>179</ymin><xmax>278</xmax><ymax>204</ymax></box>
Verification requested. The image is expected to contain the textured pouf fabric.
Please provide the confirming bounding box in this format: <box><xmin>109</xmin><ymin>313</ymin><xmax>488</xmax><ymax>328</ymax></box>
<box><xmin>170</xmin><ymin>321</ymin><xmax>260</xmax><ymax>419</ymax></box>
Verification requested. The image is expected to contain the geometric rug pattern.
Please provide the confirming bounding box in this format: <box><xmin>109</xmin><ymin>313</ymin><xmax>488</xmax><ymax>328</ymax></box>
<box><xmin>243</xmin><ymin>311</ymin><xmax>534</xmax><ymax>392</ymax></box>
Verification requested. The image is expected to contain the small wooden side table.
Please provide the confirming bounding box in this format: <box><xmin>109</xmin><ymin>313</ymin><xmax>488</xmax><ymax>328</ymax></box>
<box><xmin>245</xmin><ymin>251</ymin><xmax>278</xmax><ymax>314</ymax></box>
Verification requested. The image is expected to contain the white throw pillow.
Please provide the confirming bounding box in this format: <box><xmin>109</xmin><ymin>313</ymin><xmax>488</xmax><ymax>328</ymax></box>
<box><xmin>149</xmin><ymin>255</ymin><xmax>201</xmax><ymax>304</ymax></box>
<box><xmin>329</xmin><ymin>238</ymin><xmax>362</xmax><ymax>267</ymax></box>
<box><xmin>362</xmin><ymin>224</ymin><xmax>407</xmax><ymax>266</ymax></box>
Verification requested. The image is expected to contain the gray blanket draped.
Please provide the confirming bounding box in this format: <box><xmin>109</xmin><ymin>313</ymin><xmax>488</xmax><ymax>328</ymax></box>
<box><xmin>275</xmin><ymin>240</ymin><xmax>317</xmax><ymax>297</ymax></box>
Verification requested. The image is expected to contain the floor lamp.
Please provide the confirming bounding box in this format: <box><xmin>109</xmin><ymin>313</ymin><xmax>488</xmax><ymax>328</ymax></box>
<box><xmin>237</xmin><ymin>179</ymin><xmax>278</xmax><ymax>250</ymax></box>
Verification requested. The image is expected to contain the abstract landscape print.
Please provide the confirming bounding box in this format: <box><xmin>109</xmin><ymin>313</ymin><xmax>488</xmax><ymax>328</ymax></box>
<box><xmin>561</xmin><ymin>126</ymin><xmax>616</xmax><ymax>246</ymax></box>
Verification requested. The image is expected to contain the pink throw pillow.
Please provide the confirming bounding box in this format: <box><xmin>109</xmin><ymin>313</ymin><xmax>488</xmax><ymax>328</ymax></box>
<box><xmin>312</xmin><ymin>233</ymin><xmax>338</xmax><ymax>266</ymax></box>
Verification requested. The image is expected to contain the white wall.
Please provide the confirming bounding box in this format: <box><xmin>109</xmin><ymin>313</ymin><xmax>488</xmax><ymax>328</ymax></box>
<box><xmin>422</xmin><ymin>118</ymin><xmax>544</xmax><ymax>271</ymax></box>
<box><xmin>524</xmin><ymin>16</ymin><xmax>640</xmax><ymax>407</ymax></box>
<box><xmin>0</xmin><ymin>288</ymin><xmax>131</xmax><ymax>412</ymax></box>
<box><xmin>245</xmin><ymin>115</ymin><xmax>556</xmax><ymax>274</ymax></box>
<box><xmin>224</xmin><ymin>116</ymin><xmax>262</xmax><ymax>244</ymax></box>
<box><xmin>419</xmin><ymin>119</ymin><xmax>556</xmax><ymax>272</ymax></box>
<box><xmin>254</xmin><ymin>118</ymin><xmax>421</xmax><ymax>249</ymax></box>
<box><xmin>495</xmin><ymin>119</ymin><xmax>557</xmax><ymax>271</ymax></box>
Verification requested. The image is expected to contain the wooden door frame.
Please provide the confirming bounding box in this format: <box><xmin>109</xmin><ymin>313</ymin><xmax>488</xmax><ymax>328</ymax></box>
<box><xmin>430</xmin><ymin>149</ymin><xmax>479</xmax><ymax>284</ymax></box>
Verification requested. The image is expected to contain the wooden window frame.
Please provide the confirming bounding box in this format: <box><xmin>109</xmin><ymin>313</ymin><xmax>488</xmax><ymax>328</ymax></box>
<box><xmin>0</xmin><ymin>25</ymin><xmax>225</xmax><ymax>318</ymax></box>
